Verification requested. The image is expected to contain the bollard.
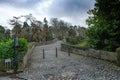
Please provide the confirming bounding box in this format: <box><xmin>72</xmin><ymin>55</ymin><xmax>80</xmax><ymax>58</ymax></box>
<box><xmin>56</xmin><ymin>47</ymin><xmax>58</xmax><ymax>58</ymax></box>
<box><xmin>68</xmin><ymin>48</ymin><xmax>70</xmax><ymax>56</ymax></box>
<box><xmin>43</xmin><ymin>48</ymin><xmax>45</xmax><ymax>59</ymax></box>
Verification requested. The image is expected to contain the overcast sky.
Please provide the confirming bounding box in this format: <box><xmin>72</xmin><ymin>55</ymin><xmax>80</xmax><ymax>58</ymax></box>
<box><xmin>0</xmin><ymin>0</ymin><xmax>95</xmax><ymax>29</ymax></box>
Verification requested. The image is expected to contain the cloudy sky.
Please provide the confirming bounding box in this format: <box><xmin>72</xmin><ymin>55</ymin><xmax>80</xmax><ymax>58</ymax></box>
<box><xmin>0</xmin><ymin>0</ymin><xmax>95</xmax><ymax>29</ymax></box>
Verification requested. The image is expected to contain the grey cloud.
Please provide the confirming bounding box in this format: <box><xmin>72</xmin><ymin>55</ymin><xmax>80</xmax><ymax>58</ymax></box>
<box><xmin>0</xmin><ymin>0</ymin><xmax>95</xmax><ymax>27</ymax></box>
<box><xmin>0</xmin><ymin>0</ymin><xmax>43</xmax><ymax>8</ymax></box>
<box><xmin>48</xmin><ymin>0</ymin><xmax>95</xmax><ymax>17</ymax></box>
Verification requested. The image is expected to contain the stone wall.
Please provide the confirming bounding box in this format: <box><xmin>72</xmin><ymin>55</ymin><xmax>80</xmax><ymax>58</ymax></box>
<box><xmin>17</xmin><ymin>42</ymin><xmax>36</xmax><ymax>71</ymax></box>
<box><xmin>23</xmin><ymin>42</ymin><xmax>36</xmax><ymax>69</ymax></box>
<box><xmin>61</xmin><ymin>43</ymin><xmax>117</xmax><ymax>62</ymax></box>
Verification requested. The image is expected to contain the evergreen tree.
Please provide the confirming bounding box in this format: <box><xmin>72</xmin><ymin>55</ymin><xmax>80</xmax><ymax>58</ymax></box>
<box><xmin>86</xmin><ymin>0</ymin><xmax>120</xmax><ymax>51</ymax></box>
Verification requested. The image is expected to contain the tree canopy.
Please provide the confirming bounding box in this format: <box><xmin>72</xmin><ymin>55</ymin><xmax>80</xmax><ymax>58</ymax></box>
<box><xmin>86</xmin><ymin>0</ymin><xmax>120</xmax><ymax>51</ymax></box>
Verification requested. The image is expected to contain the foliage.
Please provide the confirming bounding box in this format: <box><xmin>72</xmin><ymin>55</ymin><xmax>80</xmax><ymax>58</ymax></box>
<box><xmin>30</xmin><ymin>22</ymin><xmax>45</xmax><ymax>42</ymax></box>
<box><xmin>0</xmin><ymin>25</ymin><xmax>5</xmax><ymax>41</ymax></box>
<box><xmin>9</xmin><ymin>14</ymin><xmax>86</xmax><ymax>43</ymax></box>
<box><xmin>0</xmin><ymin>39</ymin><xmax>14</xmax><ymax>59</ymax></box>
<box><xmin>17</xmin><ymin>38</ymin><xmax>28</xmax><ymax>52</ymax></box>
<box><xmin>66</xmin><ymin>26</ymin><xmax>76</xmax><ymax>44</ymax></box>
<box><xmin>50</xmin><ymin>18</ymin><xmax>70</xmax><ymax>40</ymax></box>
<box><xmin>0</xmin><ymin>71</ymin><xmax>7</xmax><ymax>76</ymax></box>
<box><xmin>43</xmin><ymin>18</ymin><xmax>53</xmax><ymax>41</ymax></box>
<box><xmin>66</xmin><ymin>37</ymin><xmax>77</xmax><ymax>44</ymax></box>
<box><xmin>116</xmin><ymin>47</ymin><xmax>120</xmax><ymax>66</ymax></box>
<box><xmin>0</xmin><ymin>38</ymin><xmax>28</xmax><ymax>59</ymax></box>
<box><xmin>74</xmin><ymin>40</ymin><xmax>88</xmax><ymax>47</ymax></box>
<box><xmin>68</xmin><ymin>26</ymin><xmax>76</xmax><ymax>37</ymax></box>
<box><xmin>0</xmin><ymin>25</ymin><xmax>5</xmax><ymax>33</ymax></box>
<box><xmin>86</xmin><ymin>0</ymin><xmax>120</xmax><ymax>51</ymax></box>
<box><xmin>9</xmin><ymin>14</ymin><xmax>45</xmax><ymax>42</ymax></box>
<box><xmin>10</xmin><ymin>17</ymin><xmax>22</xmax><ymax>37</ymax></box>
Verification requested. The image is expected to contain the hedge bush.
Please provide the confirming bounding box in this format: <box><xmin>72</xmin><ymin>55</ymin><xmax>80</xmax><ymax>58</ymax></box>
<box><xmin>17</xmin><ymin>38</ymin><xmax>28</xmax><ymax>52</ymax></box>
<box><xmin>0</xmin><ymin>38</ymin><xmax>28</xmax><ymax>59</ymax></box>
<box><xmin>116</xmin><ymin>47</ymin><xmax>120</xmax><ymax>66</ymax></box>
<box><xmin>0</xmin><ymin>39</ymin><xmax>14</xmax><ymax>59</ymax></box>
<box><xmin>66</xmin><ymin>36</ymin><xmax>81</xmax><ymax>44</ymax></box>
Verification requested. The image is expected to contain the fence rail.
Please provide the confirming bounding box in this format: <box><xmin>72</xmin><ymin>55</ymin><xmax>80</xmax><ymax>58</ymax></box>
<box><xmin>0</xmin><ymin>42</ymin><xmax>36</xmax><ymax>73</ymax></box>
<box><xmin>0</xmin><ymin>58</ymin><xmax>13</xmax><ymax>72</ymax></box>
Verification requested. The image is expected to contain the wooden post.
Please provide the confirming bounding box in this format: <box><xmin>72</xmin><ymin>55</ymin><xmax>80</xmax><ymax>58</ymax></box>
<box><xmin>43</xmin><ymin>48</ymin><xmax>45</xmax><ymax>59</ymax></box>
<box><xmin>68</xmin><ymin>48</ymin><xmax>70</xmax><ymax>56</ymax></box>
<box><xmin>56</xmin><ymin>47</ymin><xmax>58</xmax><ymax>58</ymax></box>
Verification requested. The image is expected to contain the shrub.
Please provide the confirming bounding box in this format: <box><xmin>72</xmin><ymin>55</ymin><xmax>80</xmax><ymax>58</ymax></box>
<box><xmin>116</xmin><ymin>47</ymin><xmax>120</xmax><ymax>66</ymax></box>
<box><xmin>66</xmin><ymin>36</ymin><xmax>82</xmax><ymax>45</ymax></box>
<box><xmin>18</xmin><ymin>38</ymin><xmax>28</xmax><ymax>52</ymax></box>
<box><xmin>0</xmin><ymin>39</ymin><xmax>14</xmax><ymax>59</ymax></box>
<box><xmin>0</xmin><ymin>38</ymin><xmax>28</xmax><ymax>59</ymax></box>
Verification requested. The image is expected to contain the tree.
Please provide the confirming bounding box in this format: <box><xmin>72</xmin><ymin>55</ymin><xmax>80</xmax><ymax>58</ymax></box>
<box><xmin>22</xmin><ymin>14</ymin><xmax>45</xmax><ymax>42</ymax></box>
<box><xmin>66</xmin><ymin>26</ymin><xmax>78</xmax><ymax>44</ymax></box>
<box><xmin>9</xmin><ymin>16</ymin><xmax>22</xmax><ymax>37</ymax></box>
<box><xmin>9</xmin><ymin>14</ymin><xmax>46</xmax><ymax>42</ymax></box>
<box><xmin>50</xmin><ymin>18</ymin><xmax>59</xmax><ymax>38</ymax></box>
<box><xmin>0</xmin><ymin>25</ymin><xmax>5</xmax><ymax>40</ymax></box>
<box><xmin>5</xmin><ymin>29</ymin><xmax>10</xmax><ymax>38</ymax></box>
<box><xmin>86</xmin><ymin>0</ymin><xmax>120</xmax><ymax>51</ymax></box>
<box><xmin>22</xmin><ymin>14</ymin><xmax>35</xmax><ymax>42</ymax></box>
<box><xmin>43</xmin><ymin>18</ymin><xmax>53</xmax><ymax>41</ymax></box>
<box><xmin>30</xmin><ymin>21</ymin><xmax>45</xmax><ymax>42</ymax></box>
<box><xmin>77</xmin><ymin>26</ymin><xmax>86</xmax><ymax>40</ymax></box>
<box><xmin>68</xmin><ymin>26</ymin><xmax>76</xmax><ymax>37</ymax></box>
<box><xmin>58</xmin><ymin>20</ymin><xmax>70</xmax><ymax>40</ymax></box>
<box><xmin>23</xmin><ymin>22</ymin><xmax>29</xmax><ymax>28</ymax></box>
<box><xmin>50</xmin><ymin>18</ymin><xmax>70</xmax><ymax>40</ymax></box>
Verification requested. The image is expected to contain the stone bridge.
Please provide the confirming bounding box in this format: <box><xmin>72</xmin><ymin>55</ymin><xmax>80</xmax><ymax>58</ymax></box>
<box><xmin>0</xmin><ymin>41</ymin><xmax>120</xmax><ymax>80</ymax></box>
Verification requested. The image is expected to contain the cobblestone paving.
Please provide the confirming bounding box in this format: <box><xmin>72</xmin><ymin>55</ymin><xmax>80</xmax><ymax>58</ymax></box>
<box><xmin>1</xmin><ymin>41</ymin><xmax>120</xmax><ymax>80</ymax></box>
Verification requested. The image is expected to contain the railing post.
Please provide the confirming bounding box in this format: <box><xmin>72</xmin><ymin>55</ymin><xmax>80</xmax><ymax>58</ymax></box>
<box><xmin>68</xmin><ymin>48</ymin><xmax>70</xmax><ymax>56</ymax></box>
<box><xmin>56</xmin><ymin>47</ymin><xmax>58</xmax><ymax>58</ymax></box>
<box><xmin>43</xmin><ymin>48</ymin><xmax>45</xmax><ymax>59</ymax></box>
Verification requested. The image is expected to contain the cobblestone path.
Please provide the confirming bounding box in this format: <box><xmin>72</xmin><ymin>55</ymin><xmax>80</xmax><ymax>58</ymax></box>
<box><xmin>17</xmin><ymin>41</ymin><xmax>120</xmax><ymax>80</ymax></box>
<box><xmin>1</xmin><ymin>41</ymin><xmax>120</xmax><ymax>80</ymax></box>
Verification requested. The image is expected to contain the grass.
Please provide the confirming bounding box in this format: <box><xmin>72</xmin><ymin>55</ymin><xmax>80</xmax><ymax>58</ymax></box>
<box><xmin>74</xmin><ymin>40</ymin><xmax>88</xmax><ymax>47</ymax></box>
<box><xmin>63</xmin><ymin>39</ymin><xmax>88</xmax><ymax>47</ymax></box>
<box><xmin>0</xmin><ymin>71</ymin><xmax>7</xmax><ymax>76</ymax></box>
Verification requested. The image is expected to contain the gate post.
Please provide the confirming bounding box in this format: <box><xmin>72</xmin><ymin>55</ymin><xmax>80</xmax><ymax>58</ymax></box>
<box><xmin>56</xmin><ymin>47</ymin><xmax>58</xmax><ymax>58</ymax></box>
<box><xmin>68</xmin><ymin>48</ymin><xmax>70</xmax><ymax>56</ymax></box>
<box><xmin>43</xmin><ymin>48</ymin><xmax>45</xmax><ymax>59</ymax></box>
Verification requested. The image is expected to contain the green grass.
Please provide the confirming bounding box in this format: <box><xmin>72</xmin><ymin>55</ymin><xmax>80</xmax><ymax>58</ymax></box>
<box><xmin>0</xmin><ymin>71</ymin><xmax>7</xmax><ymax>76</ymax></box>
<box><xmin>62</xmin><ymin>39</ymin><xmax>88</xmax><ymax>47</ymax></box>
<box><xmin>74</xmin><ymin>40</ymin><xmax>88</xmax><ymax>47</ymax></box>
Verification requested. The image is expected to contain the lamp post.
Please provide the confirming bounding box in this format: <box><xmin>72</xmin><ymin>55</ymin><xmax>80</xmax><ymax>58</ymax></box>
<box><xmin>13</xmin><ymin>35</ymin><xmax>17</xmax><ymax>73</ymax></box>
<box><xmin>13</xmin><ymin>35</ymin><xmax>19</xmax><ymax>73</ymax></box>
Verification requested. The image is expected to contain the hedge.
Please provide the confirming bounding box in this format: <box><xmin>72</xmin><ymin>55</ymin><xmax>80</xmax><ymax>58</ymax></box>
<box><xmin>0</xmin><ymin>38</ymin><xmax>28</xmax><ymax>59</ymax></box>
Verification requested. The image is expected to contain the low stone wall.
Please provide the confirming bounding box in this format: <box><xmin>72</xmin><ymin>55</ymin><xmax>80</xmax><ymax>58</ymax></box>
<box><xmin>23</xmin><ymin>42</ymin><xmax>36</xmax><ymax>68</ymax></box>
<box><xmin>61</xmin><ymin>43</ymin><xmax>117</xmax><ymax>62</ymax></box>
<box><xmin>18</xmin><ymin>42</ymin><xmax>36</xmax><ymax>71</ymax></box>
<box><xmin>36</xmin><ymin>39</ymin><xmax>58</xmax><ymax>46</ymax></box>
